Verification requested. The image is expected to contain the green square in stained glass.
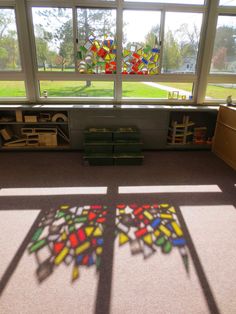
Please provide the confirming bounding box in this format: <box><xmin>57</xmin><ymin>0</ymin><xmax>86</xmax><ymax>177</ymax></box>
<box><xmin>80</xmin><ymin>46</ymin><xmax>87</xmax><ymax>53</ymax></box>
<box><xmin>77</xmin><ymin>51</ymin><xmax>82</xmax><ymax>59</ymax></box>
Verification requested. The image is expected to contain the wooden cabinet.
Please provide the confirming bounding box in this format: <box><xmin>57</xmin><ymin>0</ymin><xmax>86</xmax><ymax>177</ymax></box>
<box><xmin>167</xmin><ymin>109</ymin><xmax>217</xmax><ymax>149</ymax></box>
<box><xmin>213</xmin><ymin>105</ymin><xmax>236</xmax><ymax>170</ymax></box>
<box><xmin>0</xmin><ymin>105</ymin><xmax>218</xmax><ymax>151</ymax></box>
<box><xmin>0</xmin><ymin>108</ymin><xmax>70</xmax><ymax>150</ymax></box>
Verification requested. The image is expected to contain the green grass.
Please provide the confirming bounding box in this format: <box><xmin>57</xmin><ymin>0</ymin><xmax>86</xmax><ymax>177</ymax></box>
<box><xmin>40</xmin><ymin>81</ymin><xmax>114</xmax><ymax>97</ymax></box>
<box><xmin>206</xmin><ymin>84</ymin><xmax>236</xmax><ymax>100</ymax></box>
<box><xmin>0</xmin><ymin>80</ymin><xmax>233</xmax><ymax>100</ymax></box>
<box><xmin>157</xmin><ymin>82</ymin><xmax>193</xmax><ymax>93</ymax></box>
<box><xmin>122</xmin><ymin>82</ymin><xmax>167</xmax><ymax>98</ymax></box>
<box><xmin>40</xmin><ymin>81</ymin><xmax>168</xmax><ymax>98</ymax></box>
<box><xmin>0</xmin><ymin>81</ymin><xmax>26</xmax><ymax>97</ymax></box>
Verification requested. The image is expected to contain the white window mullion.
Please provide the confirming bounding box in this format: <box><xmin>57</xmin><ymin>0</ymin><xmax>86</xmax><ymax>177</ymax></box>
<box><xmin>196</xmin><ymin>0</ymin><xmax>220</xmax><ymax>104</ymax></box>
<box><xmin>0</xmin><ymin>72</ymin><xmax>24</xmax><ymax>80</ymax></box>
<box><xmin>159</xmin><ymin>10</ymin><xmax>165</xmax><ymax>75</ymax></box>
<box><xmin>114</xmin><ymin>0</ymin><xmax>123</xmax><ymax>102</ymax></box>
<box><xmin>208</xmin><ymin>74</ymin><xmax>236</xmax><ymax>84</ymax></box>
<box><xmin>0</xmin><ymin>1</ymin><xmax>15</xmax><ymax>5</ymax></box>
<box><xmin>218</xmin><ymin>7</ymin><xmax>236</xmax><ymax>15</ymax></box>
<box><xmin>37</xmin><ymin>72</ymin><xmax>116</xmax><ymax>81</ymax></box>
<box><xmin>16</xmin><ymin>0</ymin><xmax>38</xmax><ymax>102</ymax></box>
<box><xmin>73</xmin><ymin>6</ymin><xmax>78</xmax><ymax>73</ymax></box>
<box><xmin>123</xmin><ymin>2</ymin><xmax>205</xmax><ymax>13</ymax></box>
<box><xmin>192</xmin><ymin>4</ymin><xmax>207</xmax><ymax>103</ymax></box>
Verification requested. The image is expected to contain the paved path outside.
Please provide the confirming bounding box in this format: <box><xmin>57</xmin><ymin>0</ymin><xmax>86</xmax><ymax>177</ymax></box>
<box><xmin>143</xmin><ymin>82</ymin><xmax>213</xmax><ymax>100</ymax></box>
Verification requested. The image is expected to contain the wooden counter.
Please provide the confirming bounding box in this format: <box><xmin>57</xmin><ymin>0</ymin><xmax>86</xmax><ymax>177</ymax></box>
<box><xmin>213</xmin><ymin>105</ymin><xmax>236</xmax><ymax>170</ymax></box>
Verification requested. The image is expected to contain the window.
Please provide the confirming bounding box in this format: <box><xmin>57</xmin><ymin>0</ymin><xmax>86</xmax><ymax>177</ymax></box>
<box><xmin>0</xmin><ymin>6</ymin><xmax>26</xmax><ymax>99</ymax></box>
<box><xmin>210</xmin><ymin>16</ymin><xmax>236</xmax><ymax>74</ymax></box>
<box><xmin>77</xmin><ymin>8</ymin><xmax>116</xmax><ymax>74</ymax></box>
<box><xmin>122</xmin><ymin>82</ymin><xmax>193</xmax><ymax>99</ymax></box>
<box><xmin>163</xmin><ymin>12</ymin><xmax>203</xmax><ymax>74</ymax></box>
<box><xmin>125</xmin><ymin>0</ymin><xmax>204</xmax><ymax>3</ymax></box>
<box><xmin>3</xmin><ymin>0</ymin><xmax>236</xmax><ymax>104</ymax></box>
<box><xmin>39</xmin><ymin>81</ymin><xmax>114</xmax><ymax>98</ymax></box>
<box><xmin>0</xmin><ymin>8</ymin><xmax>21</xmax><ymax>71</ymax></box>
<box><xmin>0</xmin><ymin>81</ymin><xmax>26</xmax><ymax>97</ymax></box>
<box><xmin>220</xmin><ymin>0</ymin><xmax>236</xmax><ymax>6</ymax></box>
<box><xmin>122</xmin><ymin>10</ymin><xmax>161</xmax><ymax>75</ymax></box>
<box><xmin>206</xmin><ymin>83</ymin><xmax>236</xmax><ymax>101</ymax></box>
<box><xmin>32</xmin><ymin>8</ymin><xmax>74</xmax><ymax>71</ymax></box>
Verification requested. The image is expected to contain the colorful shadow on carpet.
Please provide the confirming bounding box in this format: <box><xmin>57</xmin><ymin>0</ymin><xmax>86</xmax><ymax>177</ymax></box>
<box><xmin>28</xmin><ymin>205</ymin><xmax>107</xmax><ymax>283</ymax></box>
<box><xmin>28</xmin><ymin>203</ymin><xmax>188</xmax><ymax>283</ymax></box>
<box><xmin>116</xmin><ymin>203</ymin><xmax>189</xmax><ymax>272</ymax></box>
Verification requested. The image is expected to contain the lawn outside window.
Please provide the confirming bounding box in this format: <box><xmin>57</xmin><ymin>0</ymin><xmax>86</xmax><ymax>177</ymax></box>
<box><xmin>0</xmin><ymin>0</ymin><xmax>235</xmax><ymax>104</ymax></box>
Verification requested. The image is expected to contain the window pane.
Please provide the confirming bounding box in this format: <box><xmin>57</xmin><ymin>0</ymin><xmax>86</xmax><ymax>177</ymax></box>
<box><xmin>211</xmin><ymin>16</ymin><xmax>236</xmax><ymax>74</ymax></box>
<box><xmin>162</xmin><ymin>12</ymin><xmax>202</xmax><ymax>74</ymax></box>
<box><xmin>123</xmin><ymin>10</ymin><xmax>161</xmax><ymax>75</ymax></box>
<box><xmin>77</xmin><ymin>9</ymin><xmax>116</xmax><ymax>74</ymax></box>
<box><xmin>220</xmin><ymin>0</ymin><xmax>236</xmax><ymax>5</ymax></box>
<box><xmin>205</xmin><ymin>83</ymin><xmax>236</xmax><ymax>100</ymax></box>
<box><xmin>32</xmin><ymin>8</ymin><xmax>74</xmax><ymax>71</ymax></box>
<box><xmin>125</xmin><ymin>0</ymin><xmax>204</xmax><ymax>3</ymax></box>
<box><xmin>122</xmin><ymin>82</ymin><xmax>193</xmax><ymax>99</ymax></box>
<box><xmin>0</xmin><ymin>9</ymin><xmax>21</xmax><ymax>71</ymax></box>
<box><xmin>39</xmin><ymin>81</ymin><xmax>114</xmax><ymax>98</ymax></box>
<box><xmin>0</xmin><ymin>81</ymin><xmax>26</xmax><ymax>97</ymax></box>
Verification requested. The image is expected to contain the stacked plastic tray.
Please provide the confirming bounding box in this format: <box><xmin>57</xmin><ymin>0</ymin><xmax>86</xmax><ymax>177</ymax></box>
<box><xmin>84</xmin><ymin>127</ymin><xmax>143</xmax><ymax>165</ymax></box>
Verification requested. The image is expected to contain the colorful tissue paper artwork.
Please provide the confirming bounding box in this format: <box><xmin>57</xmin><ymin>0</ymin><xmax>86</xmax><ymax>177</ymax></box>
<box><xmin>77</xmin><ymin>34</ymin><xmax>117</xmax><ymax>74</ymax></box>
<box><xmin>28</xmin><ymin>205</ymin><xmax>107</xmax><ymax>283</ymax></box>
<box><xmin>116</xmin><ymin>203</ymin><xmax>189</xmax><ymax>272</ymax></box>
<box><xmin>122</xmin><ymin>43</ymin><xmax>160</xmax><ymax>75</ymax></box>
<box><xmin>77</xmin><ymin>34</ymin><xmax>160</xmax><ymax>75</ymax></box>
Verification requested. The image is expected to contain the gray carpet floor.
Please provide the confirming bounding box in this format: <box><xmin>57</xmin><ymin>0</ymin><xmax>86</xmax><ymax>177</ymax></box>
<box><xmin>0</xmin><ymin>151</ymin><xmax>235</xmax><ymax>314</ymax></box>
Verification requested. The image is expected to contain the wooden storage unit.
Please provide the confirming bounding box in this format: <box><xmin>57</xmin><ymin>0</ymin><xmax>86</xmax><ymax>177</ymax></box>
<box><xmin>212</xmin><ymin>105</ymin><xmax>236</xmax><ymax>170</ymax></box>
<box><xmin>0</xmin><ymin>108</ymin><xmax>70</xmax><ymax>150</ymax></box>
<box><xmin>168</xmin><ymin>115</ymin><xmax>194</xmax><ymax>144</ymax></box>
<box><xmin>0</xmin><ymin>105</ymin><xmax>218</xmax><ymax>151</ymax></box>
<box><xmin>167</xmin><ymin>109</ymin><xmax>217</xmax><ymax>149</ymax></box>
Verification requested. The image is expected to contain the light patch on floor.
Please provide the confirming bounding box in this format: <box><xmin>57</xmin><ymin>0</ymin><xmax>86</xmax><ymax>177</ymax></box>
<box><xmin>0</xmin><ymin>210</ymin><xmax>40</xmax><ymax>279</ymax></box>
<box><xmin>111</xmin><ymin>237</ymin><xmax>209</xmax><ymax>314</ymax></box>
<box><xmin>119</xmin><ymin>185</ymin><xmax>222</xmax><ymax>194</ymax></box>
<box><xmin>0</xmin><ymin>187</ymin><xmax>107</xmax><ymax>196</ymax></box>
<box><xmin>0</xmin><ymin>248</ymin><xmax>98</xmax><ymax>314</ymax></box>
<box><xmin>181</xmin><ymin>205</ymin><xmax>236</xmax><ymax>314</ymax></box>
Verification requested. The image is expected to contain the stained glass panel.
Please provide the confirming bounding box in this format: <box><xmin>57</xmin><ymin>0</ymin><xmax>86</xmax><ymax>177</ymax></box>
<box><xmin>77</xmin><ymin>9</ymin><xmax>116</xmax><ymax>74</ymax></box>
<box><xmin>122</xmin><ymin>10</ymin><xmax>161</xmax><ymax>75</ymax></box>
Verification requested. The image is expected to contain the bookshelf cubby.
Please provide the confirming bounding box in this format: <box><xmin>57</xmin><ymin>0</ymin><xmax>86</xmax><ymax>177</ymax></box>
<box><xmin>0</xmin><ymin>109</ymin><xmax>70</xmax><ymax>150</ymax></box>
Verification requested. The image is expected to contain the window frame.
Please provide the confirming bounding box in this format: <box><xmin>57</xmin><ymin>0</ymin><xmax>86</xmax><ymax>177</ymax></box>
<box><xmin>205</xmin><ymin>5</ymin><xmax>236</xmax><ymax>103</ymax></box>
<box><xmin>3</xmin><ymin>0</ymin><xmax>236</xmax><ymax>105</ymax></box>
<box><xmin>0</xmin><ymin>2</ymin><xmax>27</xmax><ymax>101</ymax></box>
<box><xmin>26</xmin><ymin>0</ymin><xmax>206</xmax><ymax>104</ymax></box>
